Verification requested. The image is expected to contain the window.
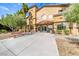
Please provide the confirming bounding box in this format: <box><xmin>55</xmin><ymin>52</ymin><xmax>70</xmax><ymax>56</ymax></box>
<box><xmin>58</xmin><ymin>9</ymin><xmax>63</xmax><ymax>14</ymax></box>
<box><xmin>59</xmin><ymin>10</ymin><xmax>63</xmax><ymax>12</ymax></box>
<box><xmin>57</xmin><ymin>23</ymin><xmax>66</xmax><ymax>30</ymax></box>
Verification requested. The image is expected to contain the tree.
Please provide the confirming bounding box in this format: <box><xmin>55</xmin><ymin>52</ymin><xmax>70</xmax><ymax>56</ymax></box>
<box><xmin>16</xmin><ymin>10</ymin><xmax>23</xmax><ymax>16</ymax></box>
<box><xmin>0</xmin><ymin>14</ymin><xmax>27</xmax><ymax>32</ymax></box>
<box><xmin>22</xmin><ymin>3</ymin><xmax>29</xmax><ymax>17</ymax></box>
<box><xmin>16</xmin><ymin>3</ymin><xmax>29</xmax><ymax>17</ymax></box>
<box><xmin>0</xmin><ymin>3</ymin><xmax>29</xmax><ymax>33</ymax></box>
<box><xmin>64</xmin><ymin>3</ymin><xmax>79</xmax><ymax>33</ymax></box>
<box><xmin>16</xmin><ymin>3</ymin><xmax>29</xmax><ymax>32</ymax></box>
<box><xmin>0</xmin><ymin>14</ymin><xmax>17</xmax><ymax>31</ymax></box>
<box><xmin>16</xmin><ymin>16</ymin><xmax>26</xmax><ymax>31</ymax></box>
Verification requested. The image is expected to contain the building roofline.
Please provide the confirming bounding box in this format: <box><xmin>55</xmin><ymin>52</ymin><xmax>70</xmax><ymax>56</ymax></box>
<box><xmin>44</xmin><ymin>4</ymin><xmax>70</xmax><ymax>7</ymax></box>
<box><xmin>37</xmin><ymin>3</ymin><xmax>70</xmax><ymax>12</ymax></box>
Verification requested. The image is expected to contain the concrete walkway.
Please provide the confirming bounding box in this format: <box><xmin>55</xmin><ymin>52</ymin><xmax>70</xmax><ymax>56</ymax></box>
<box><xmin>0</xmin><ymin>32</ymin><xmax>59</xmax><ymax>56</ymax></box>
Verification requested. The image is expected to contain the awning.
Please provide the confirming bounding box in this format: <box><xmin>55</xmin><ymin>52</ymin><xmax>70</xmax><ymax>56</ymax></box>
<box><xmin>36</xmin><ymin>20</ymin><xmax>53</xmax><ymax>25</ymax></box>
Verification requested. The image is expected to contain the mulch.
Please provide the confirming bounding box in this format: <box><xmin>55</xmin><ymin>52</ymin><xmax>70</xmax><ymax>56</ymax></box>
<box><xmin>0</xmin><ymin>32</ymin><xmax>27</xmax><ymax>40</ymax></box>
<box><xmin>56</xmin><ymin>39</ymin><xmax>79</xmax><ymax>56</ymax></box>
<box><xmin>0</xmin><ymin>31</ymin><xmax>35</xmax><ymax>40</ymax></box>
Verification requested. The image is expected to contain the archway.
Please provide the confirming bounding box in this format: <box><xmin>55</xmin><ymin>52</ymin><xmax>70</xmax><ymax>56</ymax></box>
<box><xmin>37</xmin><ymin>25</ymin><xmax>48</xmax><ymax>32</ymax></box>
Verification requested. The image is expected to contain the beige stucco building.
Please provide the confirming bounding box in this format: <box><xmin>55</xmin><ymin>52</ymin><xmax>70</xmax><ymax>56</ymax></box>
<box><xmin>26</xmin><ymin>4</ymin><xmax>78</xmax><ymax>35</ymax></box>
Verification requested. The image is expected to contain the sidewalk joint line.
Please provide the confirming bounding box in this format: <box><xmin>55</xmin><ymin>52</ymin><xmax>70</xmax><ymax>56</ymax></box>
<box><xmin>1</xmin><ymin>42</ymin><xmax>17</xmax><ymax>56</ymax></box>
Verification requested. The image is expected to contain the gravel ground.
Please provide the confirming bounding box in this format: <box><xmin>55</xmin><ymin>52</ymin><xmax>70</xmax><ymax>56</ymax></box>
<box><xmin>56</xmin><ymin>39</ymin><xmax>79</xmax><ymax>56</ymax></box>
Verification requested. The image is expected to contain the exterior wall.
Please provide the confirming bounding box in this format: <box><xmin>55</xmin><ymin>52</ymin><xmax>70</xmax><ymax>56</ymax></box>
<box><xmin>53</xmin><ymin>16</ymin><xmax>65</xmax><ymax>33</ymax></box>
<box><xmin>29</xmin><ymin>7</ymin><xmax>36</xmax><ymax>19</ymax></box>
<box><xmin>27</xmin><ymin>5</ymin><xmax>79</xmax><ymax>35</ymax></box>
<box><xmin>26</xmin><ymin>17</ymin><xmax>29</xmax><ymax>32</ymax></box>
<box><xmin>53</xmin><ymin>16</ymin><xmax>64</xmax><ymax>22</ymax></box>
<box><xmin>71</xmin><ymin>23</ymin><xmax>78</xmax><ymax>35</ymax></box>
<box><xmin>28</xmin><ymin>6</ymin><xmax>37</xmax><ymax>31</ymax></box>
<box><xmin>36</xmin><ymin>6</ymin><xmax>68</xmax><ymax>33</ymax></box>
<box><xmin>26</xmin><ymin>17</ymin><xmax>29</xmax><ymax>25</ymax></box>
<box><xmin>36</xmin><ymin>7</ymin><xmax>64</xmax><ymax>23</ymax></box>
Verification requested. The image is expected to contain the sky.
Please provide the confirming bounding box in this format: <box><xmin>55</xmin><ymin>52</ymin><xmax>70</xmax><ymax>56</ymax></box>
<box><xmin>0</xmin><ymin>3</ymin><xmax>62</xmax><ymax>18</ymax></box>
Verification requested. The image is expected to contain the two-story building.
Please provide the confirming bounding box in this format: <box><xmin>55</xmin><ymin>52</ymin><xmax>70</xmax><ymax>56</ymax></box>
<box><xmin>26</xmin><ymin>4</ymin><xmax>79</xmax><ymax>35</ymax></box>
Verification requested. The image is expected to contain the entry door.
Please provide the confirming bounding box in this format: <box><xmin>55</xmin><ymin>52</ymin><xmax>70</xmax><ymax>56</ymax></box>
<box><xmin>42</xmin><ymin>26</ymin><xmax>47</xmax><ymax>31</ymax></box>
<box><xmin>38</xmin><ymin>26</ymin><xmax>47</xmax><ymax>32</ymax></box>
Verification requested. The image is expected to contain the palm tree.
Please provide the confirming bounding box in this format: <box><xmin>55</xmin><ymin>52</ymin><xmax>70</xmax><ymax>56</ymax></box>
<box><xmin>16</xmin><ymin>10</ymin><xmax>23</xmax><ymax>16</ymax></box>
<box><xmin>16</xmin><ymin>3</ymin><xmax>29</xmax><ymax>32</ymax></box>
<box><xmin>16</xmin><ymin>3</ymin><xmax>29</xmax><ymax>17</ymax></box>
<box><xmin>21</xmin><ymin>3</ymin><xmax>29</xmax><ymax>17</ymax></box>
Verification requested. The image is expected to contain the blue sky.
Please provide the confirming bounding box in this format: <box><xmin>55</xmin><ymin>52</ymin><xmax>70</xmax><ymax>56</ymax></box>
<box><xmin>0</xmin><ymin>3</ymin><xmax>62</xmax><ymax>18</ymax></box>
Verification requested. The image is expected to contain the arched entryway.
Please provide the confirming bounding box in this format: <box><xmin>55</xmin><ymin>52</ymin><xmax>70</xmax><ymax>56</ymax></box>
<box><xmin>38</xmin><ymin>25</ymin><xmax>47</xmax><ymax>32</ymax></box>
<box><xmin>37</xmin><ymin>25</ymin><xmax>53</xmax><ymax>32</ymax></box>
<box><xmin>36</xmin><ymin>20</ymin><xmax>54</xmax><ymax>33</ymax></box>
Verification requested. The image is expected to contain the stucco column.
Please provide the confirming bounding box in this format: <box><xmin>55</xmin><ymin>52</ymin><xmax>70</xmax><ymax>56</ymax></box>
<box><xmin>33</xmin><ymin>25</ymin><xmax>36</xmax><ymax>32</ymax></box>
<box><xmin>71</xmin><ymin>23</ymin><xmax>78</xmax><ymax>35</ymax></box>
<box><xmin>35</xmin><ymin>25</ymin><xmax>37</xmax><ymax>32</ymax></box>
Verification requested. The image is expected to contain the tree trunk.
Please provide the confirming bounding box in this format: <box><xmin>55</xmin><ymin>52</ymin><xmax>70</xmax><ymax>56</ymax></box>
<box><xmin>69</xmin><ymin>22</ymin><xmax>72</xmax><ymax>34</ymax></box>
<box><xmin>25</xmin><ymin>25</ymin><xmax>27</xmax><ymax>32</ymax></box>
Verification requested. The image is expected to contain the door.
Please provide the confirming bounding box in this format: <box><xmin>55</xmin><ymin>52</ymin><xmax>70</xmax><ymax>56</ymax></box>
<box><xmin>38</xmin><ymin>25</ymin><xmax>47</xmax><ymax>32</ymax></box>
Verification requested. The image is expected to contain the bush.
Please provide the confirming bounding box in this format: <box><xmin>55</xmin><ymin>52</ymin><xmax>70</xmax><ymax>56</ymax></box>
<box><xmin>0</xmin><ymin>29</ymin><xmax>7</xmax><ymax>34</ymax></box>
<box><xmin>57</xmin><ymin>30</ymin><xmax>62</xmax><ymax>34</ymax></box>
<box><xmin>64</xmin><ymin>29</ymin><xmax>70</xmax><ymax>35</ymax></box>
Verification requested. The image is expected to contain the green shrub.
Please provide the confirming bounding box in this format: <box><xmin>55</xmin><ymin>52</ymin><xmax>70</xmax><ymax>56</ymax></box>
<box><xmin>0</xmin><ymin>29</ymin><xmax>7</xmax><ymax>34</ymax></box>
<box><xmin>64</xmin><ymin>29</ymin><xmax>70</xmax><ymax>35</ymax></box>
<box><xmin>57</xmin><ymin>30</ymin><xmax>62</xmax><ymax>34</ymax></box>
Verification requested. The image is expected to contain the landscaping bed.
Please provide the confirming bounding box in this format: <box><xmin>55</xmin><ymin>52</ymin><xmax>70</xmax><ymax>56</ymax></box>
<box><xmin>0</xmin><ymin>31</ymin><xmax>35</xmax><ymax>40</ymax></box>
<box><xmin>56</xmin><ymin>39</ymin><xmax>79</xmax><ymax>56</ymax></box>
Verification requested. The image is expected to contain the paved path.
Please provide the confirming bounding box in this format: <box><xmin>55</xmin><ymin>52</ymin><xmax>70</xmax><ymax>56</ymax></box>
<box><xmin>0</xmin><ymin>32</ymin><xmax>59</xmax><ymax>56</ymax></box>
